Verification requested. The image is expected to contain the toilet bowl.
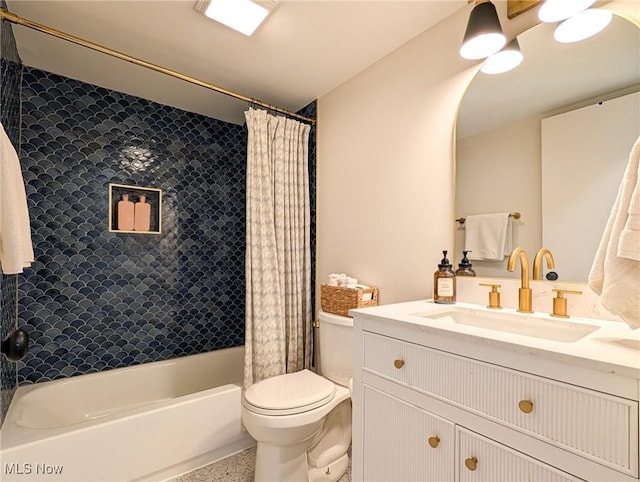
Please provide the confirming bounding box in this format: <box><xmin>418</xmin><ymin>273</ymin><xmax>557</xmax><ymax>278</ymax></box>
<box><xmin>242</xmin><ymin>310</ymin><xmax>353</xmax><ymax>482</ymax></box>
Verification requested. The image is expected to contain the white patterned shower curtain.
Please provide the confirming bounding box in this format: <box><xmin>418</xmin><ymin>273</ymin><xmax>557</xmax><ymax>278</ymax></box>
<box><xmin>244</xmin><ymin>108</ymin><xmax>312</xmax><ymax>390</ymax></box>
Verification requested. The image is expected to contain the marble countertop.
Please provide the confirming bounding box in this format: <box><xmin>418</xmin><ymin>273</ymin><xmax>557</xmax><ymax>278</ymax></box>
<box><xmin>351</xmin><ymin>300</ymin><xmax>640</xmax><ymax>381</ymax></box>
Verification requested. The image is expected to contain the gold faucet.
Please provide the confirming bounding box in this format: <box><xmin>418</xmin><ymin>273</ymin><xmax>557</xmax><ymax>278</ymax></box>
<box><xmin>533</xmin><ymin>248</ymin><xmax>555</xmax><ymax>280</ymax></box>
<box><xmin>507</xmin><ymin>247</ymin><xmax>533</xmax><ymax>313</ymax></box>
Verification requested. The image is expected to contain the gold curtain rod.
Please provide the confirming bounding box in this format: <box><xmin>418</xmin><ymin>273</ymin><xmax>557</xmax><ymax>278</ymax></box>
<box><xmin>456</xmin><ymin>212</ymin><xmax>521</xmax><ymax>224</ymax></box>
<box><xmin>0</xmin><ymin>8</ymin><xmax>316</xmax><ymax>125</ymax></box>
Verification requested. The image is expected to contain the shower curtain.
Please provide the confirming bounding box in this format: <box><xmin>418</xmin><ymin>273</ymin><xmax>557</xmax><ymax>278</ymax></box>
<box><xmin>244</xmin><ymin>108</ymin><xmax>312</xmax><ymax>390</ymax></box>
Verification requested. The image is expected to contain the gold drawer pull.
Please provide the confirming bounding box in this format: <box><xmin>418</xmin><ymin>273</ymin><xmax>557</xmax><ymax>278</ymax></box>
<box><xmin>465</xmin><ymin>457</ymin><xmax>478</xmax><ymax>471</ymax></box>
<box><xmin>394</xmin><ymin>359</ymin><xmax>405</xmax><ymax>369</ymax></box>
<box><xmin>519</xmin><ymin>399</ymin><xmax>534</xmax><ymax>414</ymax></box>
<box><xmin>428</xmin><ymin>436</ymin><xmax>440</xmax><ymax>448</ymax></box>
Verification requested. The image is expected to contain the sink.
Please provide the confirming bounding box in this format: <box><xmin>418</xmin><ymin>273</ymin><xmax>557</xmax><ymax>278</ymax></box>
<box><xmin>415</xmin><ymin>308</ymin><xmax>600</xmax><ymax>342</ymax></box>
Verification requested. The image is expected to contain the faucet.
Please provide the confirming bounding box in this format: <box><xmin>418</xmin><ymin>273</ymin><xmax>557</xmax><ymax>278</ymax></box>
<box><xmin>533</xmin><ymin>248</ymin><xmax>555</xmax><ymax>280</ymax></box>
<box><xmin>507</xmin><ymin>247</ymin><xmax>533</xmax><ymax>313</ymax></box>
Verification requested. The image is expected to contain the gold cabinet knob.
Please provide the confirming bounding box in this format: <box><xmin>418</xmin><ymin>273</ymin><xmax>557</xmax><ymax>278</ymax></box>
<box><xmin>519</xmin><ymin>399</ymin><xmax>534</xmax><ymax>414</ymax></box>
<box><xmin>394</xmin><ymin>359</ymin><xmax>405</xmax><ymax>369</ymax></box>
<box><xmin>428</xmin><ymin>436</ymin><xmax>440</xmax><ymax>448</ymax></box>
<box><xmin>465</xmin><ymin>457</ymin><xmax>478</xmax><ymax>471</ymax></box>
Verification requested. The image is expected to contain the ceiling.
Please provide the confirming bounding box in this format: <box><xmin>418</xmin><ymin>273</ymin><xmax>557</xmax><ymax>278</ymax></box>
<box><xmin>6</xmin><ymin>0</ymin><xmax>467</xmax><ymax>125</ymax></box>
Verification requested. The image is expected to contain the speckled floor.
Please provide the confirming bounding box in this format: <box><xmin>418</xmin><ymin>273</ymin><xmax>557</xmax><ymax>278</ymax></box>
<box><xmin>169</xmin><ymin>446</ymin><xmax>352</xmax><ymax>482</ymax></box>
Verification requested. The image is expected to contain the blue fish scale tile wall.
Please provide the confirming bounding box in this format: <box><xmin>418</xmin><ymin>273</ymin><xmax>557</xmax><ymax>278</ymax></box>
<box><xmin>16</xmin><ymin>67</ymin><xmax>254</xmax><ymax>384</ymax></box>
<box><xmin>298</xmin><ymin>102</ymin><xmax>317</xmax><ymax>317</ymax></box>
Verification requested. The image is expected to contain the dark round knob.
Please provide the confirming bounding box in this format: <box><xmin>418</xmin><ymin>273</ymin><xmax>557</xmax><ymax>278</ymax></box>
<box><xmin>546</xmin><ymin>271</ymin><xmax>559</xmax><ymax>281</ymax></box>
<box><xmin>1</xmin><ymin>328</ymin><xmax>29</xmax><ymax>361</ymax></box>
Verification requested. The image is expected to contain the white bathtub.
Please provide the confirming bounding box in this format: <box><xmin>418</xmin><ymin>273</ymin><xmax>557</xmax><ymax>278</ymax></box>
<box><xmin>0</xmin><ymin>346</ymin><xmax>255</xmax><ymax>481</ymax></box>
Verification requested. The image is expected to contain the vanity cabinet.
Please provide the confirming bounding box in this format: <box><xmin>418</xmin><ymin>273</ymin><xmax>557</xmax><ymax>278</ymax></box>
<box><xmin>361</xmin><ymin>385</ymin><xmax>579</xmax><ymax>482</ymax></box>
<box><xmin>362</xmin><ymin>385</ymin><xmax>454</xmax><ymax>481</ymax></box>
<box><xmin>456</xmin><ymin>426</ymin><xmax>579</xmax><ymax>482</ymax></box>
<box><xmin>352</xmin><ymin>305</ymin><xmax>640</xmax><ymax>482</ymax></box>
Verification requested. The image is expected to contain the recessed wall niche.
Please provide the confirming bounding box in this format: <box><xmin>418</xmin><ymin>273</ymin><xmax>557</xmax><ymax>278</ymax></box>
<box><xmin>108</xmin><ymin>183</ymin><xmax>162</xmax><ymax>234</ymax></box>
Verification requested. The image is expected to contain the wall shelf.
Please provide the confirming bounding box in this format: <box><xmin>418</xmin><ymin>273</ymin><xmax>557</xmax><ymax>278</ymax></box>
<box><xmin>108</xmin><ymin>183</ymin><xmax>162</xmax><ymax>234</ymax></box>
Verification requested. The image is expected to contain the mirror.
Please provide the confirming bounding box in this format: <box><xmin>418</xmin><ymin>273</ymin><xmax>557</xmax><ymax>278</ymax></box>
<box><xmin>455</xmin><ymin>13</ymin><xmax>640</xmax><ymax>282</ymax></box>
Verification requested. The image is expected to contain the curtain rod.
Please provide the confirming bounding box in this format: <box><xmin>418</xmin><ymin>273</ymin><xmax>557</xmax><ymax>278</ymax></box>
<box><xmin>0</xmin><ymin>8</ymin><xmax>316</xmax><ymax>125</ymax></box>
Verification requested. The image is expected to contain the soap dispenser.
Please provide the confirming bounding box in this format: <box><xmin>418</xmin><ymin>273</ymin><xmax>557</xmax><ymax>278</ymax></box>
<box><xmin>134</xmin><ymin>195</ymin><xmax>151</xmax><ymax>232</ymax></box>
<box><xmin>117</xmin><ymin>193</ymin><xmax>134</xmax><ymax>231</ymax></box>
<box><xmin>455</xmin><ymin>251</ymin><xmax>476</xmax><ymax>277</ymax></box>
<box><xmin>434</xmin><ymin>250</ymin><xmax>456</xmax><ymax>304</ymax></box>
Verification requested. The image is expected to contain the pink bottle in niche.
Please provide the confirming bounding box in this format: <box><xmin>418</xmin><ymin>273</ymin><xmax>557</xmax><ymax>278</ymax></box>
<box><xmin>117</xmin><ymin>194</ymin><xmax>135</xmax><ymax>231</ymax></box>
<box><xmin>134</xmin><ymin>195</ymin><xmax>151</xmax><ymax>231</ymax></box>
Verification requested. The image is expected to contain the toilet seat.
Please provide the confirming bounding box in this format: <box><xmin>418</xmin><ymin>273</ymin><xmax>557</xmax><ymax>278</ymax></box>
<box><xmin>244</xmin><ymin>369</ymin><xmax>336</xmax><ymax>416</ymax></box>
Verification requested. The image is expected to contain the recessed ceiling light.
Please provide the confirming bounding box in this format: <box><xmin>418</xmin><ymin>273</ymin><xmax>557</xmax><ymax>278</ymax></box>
<box><xmin>194</xmin><ymin>0</ymin><xmax>278</xmax><ymax>36</ymax></box>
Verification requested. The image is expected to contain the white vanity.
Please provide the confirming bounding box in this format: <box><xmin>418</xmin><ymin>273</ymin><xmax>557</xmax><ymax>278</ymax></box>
<box><xmin>351</xmin><ymin>301</ymin><xmax>640</xmax><ymax>482</ymax></box>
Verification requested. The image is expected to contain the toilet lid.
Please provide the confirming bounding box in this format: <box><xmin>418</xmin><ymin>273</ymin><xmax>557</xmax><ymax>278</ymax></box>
<box><xmin>244</xmin><ymin>369</ymin><xmax>335</xmax><ymax>415</ymax></box>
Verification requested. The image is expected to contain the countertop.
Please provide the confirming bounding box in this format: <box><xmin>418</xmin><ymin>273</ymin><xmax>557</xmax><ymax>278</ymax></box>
<box><xmin>351</xmin><ymin>300</ymin><xmax>640</xmax><ymax>382</ymax></box>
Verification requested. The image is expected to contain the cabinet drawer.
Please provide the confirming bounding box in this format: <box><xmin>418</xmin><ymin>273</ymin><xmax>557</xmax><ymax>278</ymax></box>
<box><xmin>457</xmin><ymin>426</ymin><xmax>583</xmax><ymax>482</ymax></box>
<box><xmin>363</xmin><ymin>384</ymin><xmax>455</xmax><ymax>482</ymax></box>
<box><xmin>363</xmin><ymin>331</ymin><xmax>638</xmax><ymax>476</ymax></box>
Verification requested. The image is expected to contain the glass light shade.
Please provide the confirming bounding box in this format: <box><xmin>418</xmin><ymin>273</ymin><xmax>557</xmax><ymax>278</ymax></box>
<box><xmin>481</xmin><ymin>38</ymin><xmax>523</xmax><ymax>74</ymax></box>
<box><xmin>460</xmin><ymin>1</ymin><xmax>506</xmax><ymax>60</ymax></box>
<box><xmin>538</xmin><ymin>0</ymin><xmax>596</xmax><ymax>23</ymax></box>
<box><xmin>554</xmin><ymin>9</ymin><xmax>613</xmax><ymax>43</ymax></box>
<box><xmin>203</xmin><ymin>0</ymin><xmax>269</xmax><ymax>36</ymax></box>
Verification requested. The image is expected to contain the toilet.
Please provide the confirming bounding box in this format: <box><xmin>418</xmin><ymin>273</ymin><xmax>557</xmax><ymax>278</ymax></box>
<box><xmin>241</xmin><ymin>310</ymin><xmax>353</xmax><ymax>482</ymax></box>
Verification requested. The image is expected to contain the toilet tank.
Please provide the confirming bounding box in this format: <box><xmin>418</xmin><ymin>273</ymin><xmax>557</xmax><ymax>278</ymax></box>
<box><xmin>318</xmin><ymin>310</ymin><xmax>353</xmax><ymax>387</ymax></box>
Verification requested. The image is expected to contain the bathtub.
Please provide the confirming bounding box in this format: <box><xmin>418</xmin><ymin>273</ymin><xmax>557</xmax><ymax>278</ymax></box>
<box><xmin>0</xmin><ymin>346</ymin><xmax>255</xmax><ymax>481</ymax></box>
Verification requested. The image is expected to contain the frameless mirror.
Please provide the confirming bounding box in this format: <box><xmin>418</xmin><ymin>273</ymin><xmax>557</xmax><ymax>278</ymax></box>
<box><xmin>455</xmin><ymin>13</ymin><xmax>640</xmax><ymax>281</ymax></box>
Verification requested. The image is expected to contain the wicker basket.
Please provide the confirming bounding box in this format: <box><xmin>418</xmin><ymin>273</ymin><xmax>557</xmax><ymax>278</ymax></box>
<box><xmin>320</xmin><ymin>284</ymin><xmax>379</xmax><ymax>317</ymax></box>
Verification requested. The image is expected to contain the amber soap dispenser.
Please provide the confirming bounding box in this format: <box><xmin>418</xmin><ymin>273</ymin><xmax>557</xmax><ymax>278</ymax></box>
<box><xmin>455</xmin><ymin>250</ymin><xmax>476</xmax><ymax>277</ymax></box>
<box><xmin>434</xmin><ymin>250</ymin><xmax>456</xmax><ymax>304</ymax></box>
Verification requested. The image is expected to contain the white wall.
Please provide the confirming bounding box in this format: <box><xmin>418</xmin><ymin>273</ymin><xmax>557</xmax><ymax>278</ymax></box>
<box><xmin>455</xmin><ymin>90</ymin><xmax>639</xmax><ymax>281</ymax></box>
<box><xmin>456</xmin><ymin>114</ymin><xmax>543</xmax><ymax>278</ymax></box>
<box><xmin>541</xmin><ymin>91</ymin><xmax>640</xmax><ymax>281</ymax></box>
<box><xmin>316</xmin><ymin>1</ymin><xmax>637</xmax><ymax>306</ymax></box>
<box><xmin>317</xmin><ymin>6</ymin><xmax>475</xmax><ymax>305</ymax></box>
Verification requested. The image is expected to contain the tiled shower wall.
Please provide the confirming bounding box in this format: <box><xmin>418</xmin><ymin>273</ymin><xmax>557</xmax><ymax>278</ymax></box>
<box><xmin>0</xmin><ymin>0</ymin><xmax>22</xmax><ymax>425</ymax></box>
<box><xmin>10</xmin><ymin>65</ymin><xmax>316</xmax><ymax>386</ymax></box>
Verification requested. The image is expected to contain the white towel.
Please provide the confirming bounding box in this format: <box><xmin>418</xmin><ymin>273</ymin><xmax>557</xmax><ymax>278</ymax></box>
<box><xmin>589</xmin><ymin>135</ymin><xmax>640</xmax><ymax>328</ymax></box>
<box><xmin>464</xmin><ymin>213</ymin><xmax>512</xmax><ymax>261</ymax></box>
<box><xmin>0</xmin><ymin>123</ymin><xmax>34</xmax><ymax>274</ymax></box>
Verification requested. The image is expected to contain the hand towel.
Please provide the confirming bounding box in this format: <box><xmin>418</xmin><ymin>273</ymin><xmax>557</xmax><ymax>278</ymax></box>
<box><xmin>589</xmin><ymin>135</ymin><xmax>640</xmax><ymax>328</ymax></box>
<box><xmin>0</xmin><ymin>123</ymin><xmax>34</xmax><ymax>274</ymax></box>
<box><xmin>464</xmin><ymin>213</ymin><xmax>512</xmax><ymax>261</ymax></box>
<box><xmin>618</xmin><ymin>138</ymin><xmax>640</xmax><ymax>261</ymax></box>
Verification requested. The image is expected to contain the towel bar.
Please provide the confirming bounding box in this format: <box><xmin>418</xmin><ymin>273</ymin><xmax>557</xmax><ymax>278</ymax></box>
<box><xmin>456</xmin><ymin>212</ymin><xmax>521</xmax><ymax>225</ymax></box>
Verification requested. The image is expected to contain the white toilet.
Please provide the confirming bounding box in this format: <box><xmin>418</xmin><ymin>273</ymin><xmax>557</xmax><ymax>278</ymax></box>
<box><xmin>242</xmin><ymin>310</ymin><xmax>353</xmax><ymax>482</ymax></box>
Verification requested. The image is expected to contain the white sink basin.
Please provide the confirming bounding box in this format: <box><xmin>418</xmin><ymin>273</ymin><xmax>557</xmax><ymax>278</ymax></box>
<box><xmin>415</xmin><ymin>308</ymin><xmax>600</xmax><ymax>342</ymax></box>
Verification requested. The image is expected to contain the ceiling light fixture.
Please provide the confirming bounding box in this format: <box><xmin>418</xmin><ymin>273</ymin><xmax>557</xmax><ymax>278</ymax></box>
<box><xmin>460</xmin><ymin>0</ymin><xmax>506</xmax><ymax>60</ymax></box>
<box><xmin>537</xmin><ymin>0</ymin><xmax>595</xmax><ymax>23</ymax></box>
<box><xmin>194</xmin><ymin>0</ymin><xmax>278</xmax><ymax>36</ymax></box>
<box><xmin>480</xmin><ymin>37</ymin><xmax>523</xmax><ymax>74</ymax></box>
<box><xmin>554</xmin><ymin>8</ymin><xmax>613</xmax><ymax>43</ymax></box>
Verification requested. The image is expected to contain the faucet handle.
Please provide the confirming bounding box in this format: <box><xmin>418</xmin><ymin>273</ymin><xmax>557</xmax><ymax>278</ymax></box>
<box><xmin>479</xmin><ymin>283</ymin><xmax>502</xmax><ymax>309</ymax></box>
<box><xmin>551</xmin><ymin>289</ymin><xmax>582</xmax><ymax>318</ymax></box>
